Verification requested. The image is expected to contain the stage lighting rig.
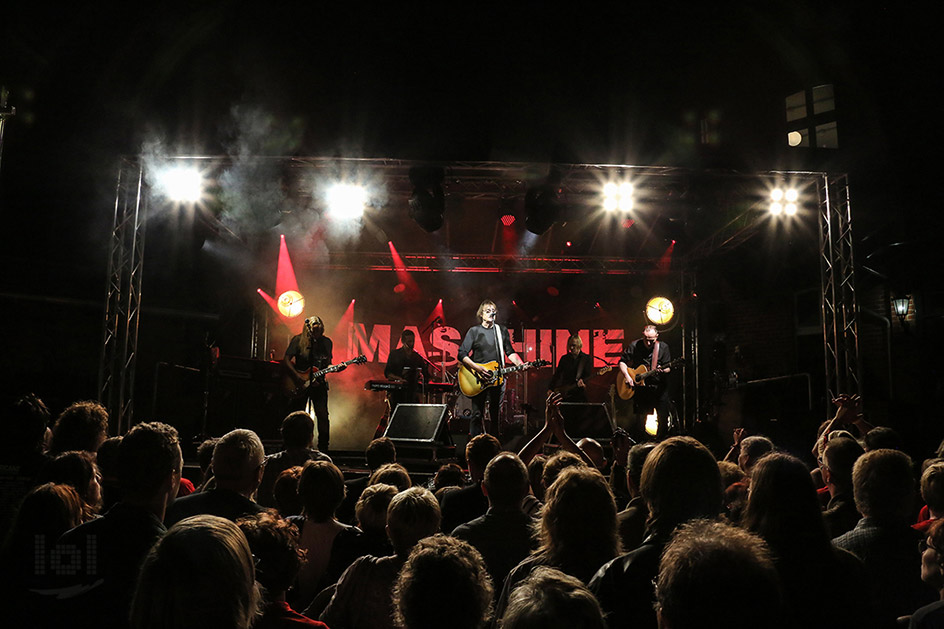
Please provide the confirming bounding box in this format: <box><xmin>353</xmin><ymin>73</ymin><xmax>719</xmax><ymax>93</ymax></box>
<box><xmin>326</xmin><ymin>183</ymin><xmax>368</xmax><ymax>220</ymax></box>
<box><xmin>277</xmin><ymin>290</ymin><xmax>305</xmax><ymax>318</ymax></box>
<box><xmin>645</xmin><ymin>296</ymin><xmax>675</xmax><ymax>325</ymax></box>
<box><xmin>409</xmin><ymin>166</ymin><xmax>446</xmax><ymax>232</ymax></box>
<box><xmin>155</xmin><ymin>165</ymin><xmax>205</xmax><ymax>204</ymax></box>
<box><xmin>769</xmin><ymin>187</ymin><xmax>799</xmax><ymax>216</ymax></box>
<box><xmin>603</xmin><ymin>181</ymin><xmax>634</xmax><ymax>212</ymax></box>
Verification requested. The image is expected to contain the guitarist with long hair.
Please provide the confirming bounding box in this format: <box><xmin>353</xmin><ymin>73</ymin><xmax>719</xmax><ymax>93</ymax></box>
<box><xmin>284</xmin><ymin>316</ymin><xmax>341</xmax><ymax>452</ymax></box>
<box><xmin>458</xmin><ymin>299</ymin><xmax>524</xmax><ymax>439</ymax></box>
<box><xmin>618</xmin><ymin>324</ymin><xmax>672</xmax><ymax>440</ymax></box>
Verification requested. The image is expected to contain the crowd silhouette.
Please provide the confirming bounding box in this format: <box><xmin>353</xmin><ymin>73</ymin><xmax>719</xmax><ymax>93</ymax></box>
<box><xmin>2</xmin><ymin>390</ymin><xmax>942</xmax><ymax>628</ymax></box>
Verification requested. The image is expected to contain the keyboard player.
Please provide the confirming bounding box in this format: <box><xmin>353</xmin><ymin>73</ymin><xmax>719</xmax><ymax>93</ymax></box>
<box><xmin>383</xmin><ymin>330</ymin><xmax>429</xmax><ymax>412</ymax></box>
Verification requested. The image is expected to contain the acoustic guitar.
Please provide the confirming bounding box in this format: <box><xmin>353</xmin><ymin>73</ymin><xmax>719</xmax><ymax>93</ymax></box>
<box><xmin>285</xmin><ymin>355</ymin><xmax>367</xmax><ymax>396</ymax></box>
<box><xmin>458</xmin><ymin>359</ymin><xmax>550</xmax><ymax>397</ymax></box>
<box><xmin>616</xmin><ymin>358</ymin><xmax>684</xmax><ymax>400</ymax></box>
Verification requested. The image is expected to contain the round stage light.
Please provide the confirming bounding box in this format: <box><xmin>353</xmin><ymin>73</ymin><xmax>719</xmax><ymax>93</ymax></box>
<box><xmin>326</xmin><ymin>183</ymin><xmax>368</xmax><ymax>219</ymax></box>
<box><xmin>645</xmin><ymin>296</ymin><xmax>675</xmax><ymax>325</ymax></box>
<box><xmin>277</xmin><ymin>290</ymin><xmax>305</xmax><ymax>318</ymax></box>
<box><xmin>785</xmin><ymin>203</ymin><xmax>798</xmax><ymax>216</ymax></box>
<box><xmin>770</xmin><ymin>188</ymin><xmax>785</xmax><ymax>202</ymax></box>
<box><xmin>785</xmin><ymin>188</ymin><xmax>799</xmax><ymax>202</ymax></box>
<box><xmin>156</xmin><ymin>166</ymin><xmax>204</xmax><ymax>203</ymax></box>
<box><xmin>769</xmin><ymin>202</ymin><xmax>784</xmax><ymax>216</ymax></box>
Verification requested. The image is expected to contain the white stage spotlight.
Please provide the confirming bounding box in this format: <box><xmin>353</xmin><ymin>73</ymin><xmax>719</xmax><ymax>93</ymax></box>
<box><xmin>156</xmin><ymin>165</ymin><xmax>205</xmax><ymax>203</ymax></box>
<box><xmin>326</xmin><ymin>183</ymin><xmax>368</xmax><ymax>219</ymax></box>
<box><xmin>603</xmin><ymin>181</ymin><xmax>633</xmax><ymax>212</ymax></box>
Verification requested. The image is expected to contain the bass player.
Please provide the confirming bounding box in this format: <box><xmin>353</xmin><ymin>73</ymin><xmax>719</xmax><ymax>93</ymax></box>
<box><xmin>548</xmin><ymin>334</ymin><xmax>593</xmax><ymax>403</ymax></box>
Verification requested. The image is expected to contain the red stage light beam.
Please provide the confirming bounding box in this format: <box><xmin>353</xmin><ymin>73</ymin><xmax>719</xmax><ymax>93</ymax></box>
<box><xmin>276</xmin><ymin>234</ymin><xmax>300</xmax><ymax>298</ymax></box>
<box><xmin>421</xmin><ymin>299</ymin><xmax>446</xmax><ymax>335</ymax></box>
<box><xmin>657</xmin><ymin>240</ymin><xmax>675</xmax><ymax>273</ymax></box>
<box><xmin>500</xmin><ymin>218</ymin><xmax>518</xmax><ymax>256</ymax></box>
<box><xmin>333</xmin><ymin>299</ymin><xmax>356</xmax><ymax>357</ymax></box>
<box><xmin>388</xmin><ymin>241</ymin><xmax>420</xmax><ymax>296</ymax></box>
<box><xmin>257</xmin><ymin>288</ymin><xmax>279</xmax><ymax>313</ymax></box>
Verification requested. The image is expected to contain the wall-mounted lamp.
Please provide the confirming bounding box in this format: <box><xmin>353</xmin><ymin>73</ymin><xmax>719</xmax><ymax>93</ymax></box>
<box><xmin>891</xmin><ymin>296</ymin><xmax>911</xmax><ymax>327</ymax></box>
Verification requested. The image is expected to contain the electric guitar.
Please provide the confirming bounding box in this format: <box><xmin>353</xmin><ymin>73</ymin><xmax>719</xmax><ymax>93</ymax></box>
<box><xmin>552</xmin><ymin>366</ymin><xmax>613</xmax><ymax>396</ymax></box>
<box><xmin>458</xmin><ymin>359</ymin><xmax>550</xmax><ymax>397</ymax></box>
<box><xmin>616</xmin><ymin>358</ymin><xmax>684</xmax><ymax>400</ymax></box>
<box><xmin>286</xmin><ymin>355</ymin><xmax>367</xmax><ymax>396</ymax></box>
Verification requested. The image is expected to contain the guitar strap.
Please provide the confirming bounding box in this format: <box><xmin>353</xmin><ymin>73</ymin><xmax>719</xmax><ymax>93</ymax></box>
<box><xmin>494</xmin><ymin>324</ymin><xmax>505</xmax><ymax>366</ymax></box>
<box><xmin>651</xmin><ymin>341</ymin><xmax>660</xmax><ymax>372</ymax></box>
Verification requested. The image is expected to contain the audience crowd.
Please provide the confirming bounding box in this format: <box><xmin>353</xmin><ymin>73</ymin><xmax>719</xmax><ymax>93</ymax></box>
<box><xmin>2</xmin><ymin>389</ymin><xmax>944</xmax><ymax>628</ymax></box>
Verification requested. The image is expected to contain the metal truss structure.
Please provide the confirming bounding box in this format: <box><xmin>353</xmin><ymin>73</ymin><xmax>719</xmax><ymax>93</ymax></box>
<box><xmin>99</xmin><ymin>157</ymin><xmax>859</xmax><ymax>431</ymax></box>
<box><xmin>98</xmin><ymin>159</ymin><xmax>148</xmax><ymax>434</ymax></box>
<box><xmin>315</xmin><ymin>251</ymin><xmax>664</xmax><ymax>275</ymax></box>
<box><xmin>817</xmin><ymin>173</ymin><xmax>861</xmax><ymax>410</ymax></box>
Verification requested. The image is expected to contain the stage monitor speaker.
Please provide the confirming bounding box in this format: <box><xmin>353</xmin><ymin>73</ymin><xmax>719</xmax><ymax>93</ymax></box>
<box><xmin>559</xmin><ymin>403</ymin><xmax>615</xmax><ymax>440</ymax></box>
<box><xmin>385</xmin><ymin>404</ymin><xmax>451</xmax><ymax>446</ymax></box>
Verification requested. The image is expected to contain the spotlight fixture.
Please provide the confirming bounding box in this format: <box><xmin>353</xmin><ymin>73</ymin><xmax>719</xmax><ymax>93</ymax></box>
<box><xmin>525</xmin><ymin>169</ymin><xmax>563</xmax><ymax>235</ymax></box>
<box><xmin>326</xmin><ymin>183</ymin><xmax>368</xmax><ymax>219</ymax></box>
<box><xmin>155</xmin><ymin>165</ymin><xmax>205</xmax><ymax>203</ymax></box>
<box><xmin>277</xmin><ymin>290</ymin><xmax>305</xmax><ymax>318</ymax></box>
<box><xmin>603</xmin><ymin>181</ymin><xmax>634</xmax><ymax>212</ymax></box>
<box><xmin>409</xmin><ymin>166</ymin><xmax>446</xmax><ymax>232</ymax></box>
<box><xmin>770</xmin><ymin>187</ymin><xmax>799</xmax><ymax>216</ymax></box>
<box><xmin>645</xmin><ymin>296</ymin><xmax>675</xmax><ymax>325</ymax></box>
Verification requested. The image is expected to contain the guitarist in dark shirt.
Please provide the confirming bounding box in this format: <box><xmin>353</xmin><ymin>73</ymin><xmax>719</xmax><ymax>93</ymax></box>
<box><xmin>619</xmin><ymin>325</ymin><xmax>672</xmax><ymax>440</ymax></box>
<box><xmin>549</xmin><ymin>335</ymin><xmax>593</xmax><ymax>403</ymax></box>
<box><xmin>458</xmin><ymin>300</ymin><xmax>524</xmax><ymax>438</ymax></box>
<box><xmin>284</xmin><ymin>316</ymin><xmax>341</xmax><ymax>452</ymax></box>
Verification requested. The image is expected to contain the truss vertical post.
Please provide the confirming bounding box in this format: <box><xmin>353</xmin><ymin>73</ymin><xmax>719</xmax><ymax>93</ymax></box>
<box><xmin>679</xmin><ymin>270</ymin><xmax>696</xmax><ymax>433</ymax></box>
<box><xmin>817</xmin><ymin>173</ymin><xmax>860</xmax><ymax>415</ymax></box>
<box><xmin>0</xmin><ymin>86</ymin><xmax>14</xmax><ymax>180</ymax></box>
<box><xmin>98</xmin><ymin>158</ymin><xmax>148</xmax><ymax>434</ymax></box>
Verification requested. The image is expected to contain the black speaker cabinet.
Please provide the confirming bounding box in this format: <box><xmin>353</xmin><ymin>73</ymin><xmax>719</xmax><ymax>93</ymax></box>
<box><xmin>559</xmin><ymin>403</ymin><xmax>615</xmax><ymax>440</ymax></box>
<box><xmin>384</xmin><ymin>404</ymin><xmax>452</xmax><ymax>445</ymax></box>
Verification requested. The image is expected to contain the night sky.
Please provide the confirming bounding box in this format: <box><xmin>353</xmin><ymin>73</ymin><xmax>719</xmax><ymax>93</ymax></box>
<box><xmin>1</xmin><ymin>2</ymin><xmax>940</xmax><ymax>298</ymax></box>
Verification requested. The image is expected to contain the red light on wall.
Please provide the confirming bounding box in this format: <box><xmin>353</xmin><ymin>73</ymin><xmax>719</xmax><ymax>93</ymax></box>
<box><xmin>500</xmin><ymin>214</ymin><xmax>516</xmax><ymax>227</ymax></box>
